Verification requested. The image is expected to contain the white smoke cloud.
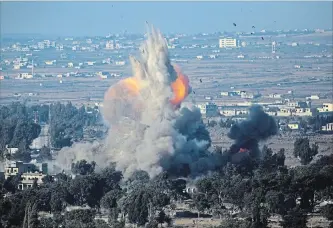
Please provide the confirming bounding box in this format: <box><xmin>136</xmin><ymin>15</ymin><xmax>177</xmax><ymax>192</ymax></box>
<box><xmin>54</xmin><ymin>25</ymin><xmax>218</xmax><ymax>178</ymax></box>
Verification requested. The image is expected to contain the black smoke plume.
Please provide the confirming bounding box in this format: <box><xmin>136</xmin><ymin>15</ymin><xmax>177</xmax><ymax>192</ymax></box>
<box><xmin>226</xmin><ymin>105</ymin><xmax>278</xmax><ymax>162</ymax></box>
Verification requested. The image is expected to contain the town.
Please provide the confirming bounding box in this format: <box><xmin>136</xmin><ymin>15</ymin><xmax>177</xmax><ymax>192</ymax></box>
<box><xmin>0</xmin><ymin>2</ymin><xmax>333</xmax><ymax>227</ymax></box>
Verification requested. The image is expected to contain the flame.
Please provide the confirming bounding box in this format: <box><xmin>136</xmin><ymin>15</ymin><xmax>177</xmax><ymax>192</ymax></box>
<box><xmin>239</xmin><ymin>148</ymin><xmax>249</xmax><ymax>153</ymax></box>
<box><xmin>121</xmin><ymin>77</ymin><xmax>141</xmax><ymax>96</ymax></box>
<box><xmin>104</xmin><ymin>65</ymin><xmax>190</xmax><ymax>106</ymax></box>
<box><xmin>170</xmin><ymin>67</ymin><xmax>190</xmax><ymax>106</ymax></box>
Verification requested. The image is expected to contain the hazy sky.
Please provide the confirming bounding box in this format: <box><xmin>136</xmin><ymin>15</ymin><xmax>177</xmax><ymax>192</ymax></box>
<box><xmin>1</xmin><ymin>1</ymin><xmax>332</xmax><ymax>36</ymax></box>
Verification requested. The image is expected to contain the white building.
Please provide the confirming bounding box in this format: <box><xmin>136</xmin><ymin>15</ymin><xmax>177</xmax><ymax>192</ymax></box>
<box><xmin>115</xmin><ymin>61</ymin><xmax>125</xmax><ymax>66</ymax></box>
<box><xmin>294</xmin><ymin>108</ymin><xmax>312</xmax><ymax>117</ymax></box>
<box><xmin>322</xmin><ymin>123</ymin><xmax>333</xmax><ymax>132</ymax></box>
<box><xmin>17</xmin><ymin>73</ymin><xmax>33</xmax><ymax>79</ymax></box>
<box><xmin>5</xmin><ymin>145</ymin><xmax>19</xmax><ymax>155</ymax></box>
<box><xmin>318</xmin><ymin>103</ymin><xmax>333</xmax><ymax>112</ymax></box>
<box><xmin>219</xmin><ymin>38</ymin><xmax>237</xmax><ymax>48</ymax></box>
<box><xmin>105</xmin><ymin>41</ymin><xmax>114</xmax><ymax>50</ymax></box>
<box><xmin>18</xmin><ymin>172</ymin><xmax>47</xmax><ymax>190</ymax></box>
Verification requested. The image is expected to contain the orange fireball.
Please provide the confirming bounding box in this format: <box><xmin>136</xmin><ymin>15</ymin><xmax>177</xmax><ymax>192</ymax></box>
<box><xmin>170</xmin><ymin>67</ymin><xmax>190</xmax><ymax>106</ymax></box>
<box><xmin>104</xmin><ymin>65</ymin><xmax>190</xmax><ymax>107</ymax></box>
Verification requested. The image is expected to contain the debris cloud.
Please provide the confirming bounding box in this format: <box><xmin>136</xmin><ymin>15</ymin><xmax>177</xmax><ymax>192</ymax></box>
<box><xmin>55</xmin><ymin>25</ymin><xmax>216</xmax><ymax>179</ymax></box>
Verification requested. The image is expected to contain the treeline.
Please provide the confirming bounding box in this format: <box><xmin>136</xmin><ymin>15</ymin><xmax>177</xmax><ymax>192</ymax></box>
<box><xmin>49</xmin><ymin>102</ymin><xmax>100</xmax><ymax>148</ymax></box>
<box><xmin>194</xmin><ymin>146</ymin><xmax>333</xmax><ymax>228</ymax></box>
<box><xmin>1</xmin><ymin>144</ymin><xmax>332</xmax><ymax>228</ymax></box>
<box><xmin>0</xmin><ymin>103</ymin><xmax>41</xmax><ymax>161</ymax></box>
<box><xmin>0</xmin><ymin>162</ymin><xmax>184</xmax><ymax>228</ymax></box>
<box><xmin>0</xmin><ymin>102</ymin><xmax>102</xmax><ymax>161</ymax></box>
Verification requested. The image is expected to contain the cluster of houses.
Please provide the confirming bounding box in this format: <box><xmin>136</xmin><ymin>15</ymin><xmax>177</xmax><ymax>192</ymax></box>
<box><xmin>195</xmin><ymin>101</ymin><xmax>333</xmax><ymax>132</ymax></box>
<box><xmin>1</xmin><ymin>160</ymin><xmax>48</xmax><ymax>190</ymax></box>
<box><xmin>0</xmin><ymin>151</ymin><xmax>49</xmax><ymax>190</ymax></box>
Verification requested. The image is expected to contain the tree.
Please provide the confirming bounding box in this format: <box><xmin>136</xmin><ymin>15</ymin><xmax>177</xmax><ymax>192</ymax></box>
<box><xmin>101</xmin><ymin>189</ymin><xmax>123</xmax><ymax>223</ymax></box>
<box><xmin>41</xmin><ymin>175</ymin><xmax>54</xmax><ymax>184</ymax></box>
<box><xmin>71</xmin><ymin>160</ymin><xmax>96</xmax><ymax>175</ymax></box>
<box><xmin>219</xmin><ymin>218</ymin><xmax>252</xmax><ymax>228</ymax></box>
<box><xmin>156</xmin><ymin>210</ymin><xmax>171</xmax><ymax>227</ymax></box>
<box><xmin>321</xmin><ymin>204</ymin><xmax>333</xmax><ymax>221</ymax></box>
<box><xmin>36</xmin><ymin>188</ymin><xmax>51</xmax><ymax>212</ymax></box>
<box><xmin>68</xmin><ymin>175</ymin><xmax>102</xmax><ymax>207</ymax></box>
<box><xmin>265</xmin><ymin>190</ymin><xmax>285</xmax><ymax>214</ymax></box>
<box><xmin>64</xmin><ymin>209</ymin><xmax>96</xmax><ymax>228</ymax></box>
<box><xmin>22</xmin><ymin>202</ymin><xmax>39</xmax><ymax>228</ymax></box>
<box><xmin>293</xmin><ymin>138</ymin><xmax>318</xmax><ymax>165</ymax></box>
<box><xmin>280</xmin><ymin>209</ymin><xmax>307</xmax><ymax>228</ymax></box>
<box><xmin>3</xmin><ymin>174</ymin><xmax>21</xmax><ymax>193</ymax></box>
<box><xmin>94</xmin><ymin>219</ymin><xmax>111</xmax><ymax>228</ymax></box>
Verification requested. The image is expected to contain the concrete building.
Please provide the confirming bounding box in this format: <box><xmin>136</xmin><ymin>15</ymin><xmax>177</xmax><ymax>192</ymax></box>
<box><xmin>277</xmin><ymin>108</ymin><xmax>292</xmax><ymax>117</ymax></box>
<box><xmin>322</xmin><ymin>123</ymin><xmax>333</xmax><ymax>132</ymax></box>
<box><xmin>4</xmin><ymin>160</ymin><xmax>48</xmax><ymax>190</ymax></box>
<box><xmin>294</xmin><ymin>108</ymin><xmax>312</xmax><ymax>117</ymax></box>
<box><xmin>5</xmin><ymin>145</ymin><xmax>19</xmax><ymax>155</ymax></box>
<box><xmin>97</xmin><ymin>71</ymin><xmax>111</xmax><ymax>79</ymax></box>
<box><xmin>18</xmin><ymin>172</ymin><xmax>46</xmax><ymax>190</ymax></box>
<box><xmin>219</xmin><ymin>38</ymin><xmax>237</xmax><ymax>48</ymax></box>
<box><xmin>269</xmin><ymin>93</ymin><xmax>282</xmax><ymax>99</ymax></box>
<box><xmin>4</xmin><ymin>161</ymin><xmax>37</xmax><ymax>179</ymax></box>
<box><xmin>241</xmin><ymin>92</ymin><xmax>254</xmax><ymax>99</ymax></box>
<box><xmin>115</xmin><ymin>61</ymin><xmax>125</xmax><ymax>66</ymax></box>
<box><xmin>105</xmin><ymin>41</ymin><xmax>114</xmax><ymax>50</ymax></box>
<box><xmin>86</xmin><ymin>61</ymin><xmax>95</xmax><ymax>66</ymax></box>
<box><xmin>308</xmin><ymin>95</ymin><xmax>320</xmax><ymax>100</ymax></box>
<box><xmin>45</xmin><ymin>60</ymin><xmax>55</xmax><ymax>65</ymax></box>
<box><xmin>288</xmin><ymin>123</ymin><xmax>299</xmax><ymax>130</ymax></box>
<box><xmin>318</xmin><ymin>103</ymin><xmax>333</xmax><ymax>112</ymax></box>
<box><xmin>17</xmin><ymin>73</ymin><xmax>33</xmax><ymax>79</ymax></box>
<box><xmin>220</xmin><ymin>109</ymin><xmax>236</xmax><ymax>117</ymax></box>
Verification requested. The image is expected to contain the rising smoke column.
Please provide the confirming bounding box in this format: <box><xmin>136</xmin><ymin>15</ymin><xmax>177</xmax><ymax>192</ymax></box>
<box><xmin>55</xmin><ymin>25</ymin><xmax>218</xmax><ymax>179</ymax></box>
<box><xmin>227</xmin><ymin>105</ymin><xmax>278</xmax><ymax>162</ymax></box>
<box><xmin>101</xmin><ymin>26</ymin><xmax>216</xmax><ymax>178</ymax></box>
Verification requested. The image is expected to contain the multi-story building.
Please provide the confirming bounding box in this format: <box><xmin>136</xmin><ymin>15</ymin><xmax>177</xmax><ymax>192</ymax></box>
<box><xmin>5</xmin><ymin>161</ymin><xmax>37</xmax><ymax>179</ymax></box>
<box><xmin>294</xmin><ymin>108</ymin><xmax>312</xmax><ymax>116</ymax></box>
<box><xmin>4</xmin><ymin>160</ymin><xmax>48</xmax><ymax>189</ymax></box>
<box><xmin>219</xmin><ymin>38</ymin><xmax>237</xmax><ymax>48</ymax></box>
<box><xmin>318</xmin><ymin>103</ymin><xmax>333</xmax><ymax>112</ymax></box>
<box><xmin>18</xmin><ymin>172</ymin><xmax>46</xmax><ymax>190</ymax></box>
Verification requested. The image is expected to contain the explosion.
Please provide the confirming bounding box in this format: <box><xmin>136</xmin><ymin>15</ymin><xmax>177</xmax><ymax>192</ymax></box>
<box><xmin>227</xmin><ymin>105</ymin><xmax>278</xmax><ymax>161</ymax></box>
<box><xmin>104</xmin><ymin>64</ymin><xmax>190</xmax><ymax>107</ymax></box>
<box><xmin>55</xmin><ymin>25</ymin><xmax>218</xmax><ymax>179</ymax></box>
<box><xmin>239</xmin><ymin>148</ymin><xmax>249</xmax><ymax>153</ymax></box>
